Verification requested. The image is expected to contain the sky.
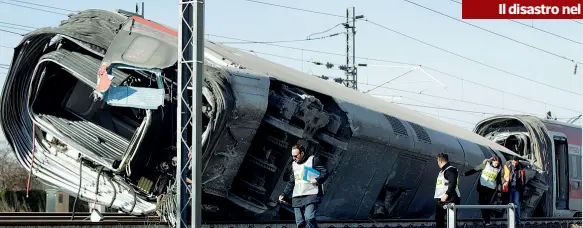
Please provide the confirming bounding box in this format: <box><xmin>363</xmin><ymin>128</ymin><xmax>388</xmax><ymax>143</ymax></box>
<box><xmin>0</xmin><ymin>0</ymin><xmax>581</xmax><ymax>139</ymax></box>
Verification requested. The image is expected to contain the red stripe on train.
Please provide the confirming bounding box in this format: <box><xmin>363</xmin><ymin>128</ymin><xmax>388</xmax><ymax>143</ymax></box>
<box><xmin>131</xmin><ymin>16</ymin><xmax>178</xmax><ymax>37</ymax></box>
<box><xmin>570</xmin><ymin>180</ymin><xmax>582</xmax><ymax>199</ymax></box>
<box><xmin>545</xmin><ymin>123</ymin><xmax>582</xmax><ymax>146</ymax></box>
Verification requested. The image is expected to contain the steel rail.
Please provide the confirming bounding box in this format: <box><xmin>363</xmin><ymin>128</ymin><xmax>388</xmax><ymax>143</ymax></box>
<box><xmin>0</xmin><ymin>213</ymin><xmax>579</xmax><ymax>228</ymax></box>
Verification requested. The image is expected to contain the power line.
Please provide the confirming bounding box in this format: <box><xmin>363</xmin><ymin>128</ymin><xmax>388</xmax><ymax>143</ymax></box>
<box><xmin>0</xmin><ymin>21</ymin><xmax>36</xmax><ymax>29</ymax></box>
<box><xmin>243</xmin><ymin>49</ymin><xmax>343</xmax><ymax>71</ymax></box>
<box><xmin>418</xmin><ymin>66</ymin><xmax>581</xmax><ymax>113</ymax></box>
<box><xmin>6</xmin><ymin>0</ymin><xmax>77</xmax><ymax>12</ymax></box>
<box><xmin>307</xmin><ymin>23</ymin><xmax>344</xmax><ymax>39</ymax></box>
<box><xmin>395</xmin><ymin>102</ymin><xmax>505</xmax><ymax>115</ymax></box>
<box><xmin>242</xmin><ymin>0</ymin><xmax>344</xmax><ymax>18</ymax></box>
<box><xmin>362</xmin><ymin>82</ymin><xmax>541</xmax><ymax>116</ymax></box>
<box><xmin>418</xmin><ymin>110</ymin><xmax>477</xmax><ymax>125</ymax></box>
<box><xmin>570</xmin><ymin>20</ymin><xmax>582</xmax><ymax>25</ymax></box>
<box><xmin>234</xmin><ymin>0</ymin><xmax>583</xmax><ymax>97</ymax></box>
<box><xmin>364</xmin><ymin>69</ymin><xmax>415</xmax><ymax>93</ymax></box>
<box><xmin>0</xmin><ymin>28</ymin><xmax>23</xmax><ymax>36</ymax></box>
<box><xmin>0</xmin><ymin>25</ymin><xmax>31</xmax><ymax>32</ymax></box>
<box><xmin>364</xmin><ymin>19</ymin><xmax>582</xmax><ymax>96</ymax></box>
<box><xmin>0</xmin><ymin>45</ymin><xmax>13</xmax><ymax>49</ymax></box>
<box><xmin>219</xmin><ymin>32</ymin><xmax>343</xmax><ymax>44</ymax></box>
<box><xmin>448</xmin><ymin>0</ymin><xmax>581</xmax><ymax>45</ymax></box>
<box><xmin>508</xmin><ymin>20</ymin><xmax>581</xmax><ymax>45</ymax></box>
<box><xmin>209</xmin><ymin>34</ymin><xmax>416</xmax><ymax>65</ymax></box>
<box><xmin>405</xmin><ymin>0</ymin><xmax>582</xmax><ymax>64</ymax></box>
<box><xmin>215</xmin><ymin>34</ymin><xmax>580</xmax><ymax>113</ymax></box>
<box><xmin>0</xmin><ymin>1</ymin><xmax>69</xmax><ymax>16</ymax></box>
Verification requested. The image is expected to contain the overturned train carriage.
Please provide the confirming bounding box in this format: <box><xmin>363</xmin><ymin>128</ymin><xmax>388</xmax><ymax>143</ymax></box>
<box><xmin>0</xmin><ymin>9</ymin><xmax>554</xmax><ymax>224</ymax></box>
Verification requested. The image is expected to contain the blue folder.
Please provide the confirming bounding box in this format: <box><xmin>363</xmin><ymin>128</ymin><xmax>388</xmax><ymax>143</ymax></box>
<box><xmin>302</xmin><ymin>166</ymin><xmax>321</xmax><ymax>182</ymax></box>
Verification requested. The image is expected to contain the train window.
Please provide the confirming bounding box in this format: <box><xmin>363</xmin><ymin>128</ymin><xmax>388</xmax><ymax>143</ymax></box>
<box><xmin>571</xmin><ymin>154</ymin><xmax>581</xmax><ymax>179</ymax></box>
<box><xmin>554</xmin><ymin>137</ymin><xmax>569</xmax><ymax>210</ymax></box>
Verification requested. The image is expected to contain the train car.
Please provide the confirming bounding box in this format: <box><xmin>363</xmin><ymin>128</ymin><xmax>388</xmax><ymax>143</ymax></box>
<box><xmin>0</xmin><ymin>9</ymin><xmax>544</xmax><ymax>226</ymax></box>
<box><xmin>475</xmin><ymin>115</ymin><xmax>582</xmax><ymax>218</ymax></box>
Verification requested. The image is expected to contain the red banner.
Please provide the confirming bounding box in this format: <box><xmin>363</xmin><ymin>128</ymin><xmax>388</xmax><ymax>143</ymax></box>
<box><xmin>462</xmin><ymin>0</ymin><xmax>583</xmax><ymax>19</ymax></box>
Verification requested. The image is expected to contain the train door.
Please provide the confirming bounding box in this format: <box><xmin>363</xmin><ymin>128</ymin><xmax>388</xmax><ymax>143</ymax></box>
<box><xmin>568</xmin><ymin>144</ymin><xmax>582</xmax><ymax>214</ymax></box>
<box><xmin>553</xmin><ymin>135</ymin><xmax>569</xmax><ymax>210</ymax></box>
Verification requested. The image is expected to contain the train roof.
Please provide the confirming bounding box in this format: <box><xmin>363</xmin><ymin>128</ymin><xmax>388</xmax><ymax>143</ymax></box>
<box><xmin>203</xmin><ymin>40</ymin><xmax>521</xmax><ymax>158</ymax></box>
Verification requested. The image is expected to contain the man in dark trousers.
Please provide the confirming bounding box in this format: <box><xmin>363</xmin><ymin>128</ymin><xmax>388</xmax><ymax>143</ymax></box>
<box><xmin>503</xmin><ymin>156</ymin><xmax>525</xmax><ymax>225</ymax></box>
<box><xmin>279</xmin><ymin>143</ymin><xmax>328</xmax><ymax>228</ymax></box>
<box><xmin>434</xmin><ymin>153</ymin><xmax>461</xmax><ymax>228</ymax></box>
<box><xmin>463</xmin><ymin>156</ymin><xmax>503</xmax><ymax>226</ymax></box>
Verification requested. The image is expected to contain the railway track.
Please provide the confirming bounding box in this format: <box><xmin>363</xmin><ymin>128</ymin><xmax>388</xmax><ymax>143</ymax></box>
<box><xmin>206</xmin><ymin>218</ymin><xmax>582</xmax><ymax>228</ymax></box>
<box><xmin>0</xmin><ymin>212</ymin><xmax>166</xmax><ymax>227</ymax></box>
<box><xmin>0</xmin><ymin>213</ymin><xmax>580</xmax><ymax>227</ymax></box>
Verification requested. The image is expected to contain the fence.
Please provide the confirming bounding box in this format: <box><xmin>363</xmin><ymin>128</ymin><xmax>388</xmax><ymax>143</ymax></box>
<box><xmin>444</xmin><ymin>203</ymin><xmax>516</xmax><ymax>228</ymax></box>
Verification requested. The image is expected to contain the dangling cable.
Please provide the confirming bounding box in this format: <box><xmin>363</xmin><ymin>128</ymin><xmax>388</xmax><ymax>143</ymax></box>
<box><xmin>26</xmin><ymin>122</ymin><xmax>36</xmax><ymax>198</ymax></box>
<box><xmin>71</xmin><ymin>158</ymin><xmax>83</xmax><ymax>220</ymax></box>
<box><xmin>92</xmin><ymin>166</ymin><xmax>104</xmax><ymax>209</ymax></box>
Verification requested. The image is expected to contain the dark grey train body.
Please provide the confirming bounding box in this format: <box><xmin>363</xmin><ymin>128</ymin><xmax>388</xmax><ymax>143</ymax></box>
<box><xmin>200</xmin><ymin>41</ymin><xmax>520</xmax><ymax>220</ymax></box>
<box><xmin>0</xmin><ymin>9</ymin><xmax>526</xmax><ymax>224</ymax></box>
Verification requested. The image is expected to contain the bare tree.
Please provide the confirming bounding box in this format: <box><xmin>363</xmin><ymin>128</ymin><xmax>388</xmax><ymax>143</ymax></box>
<box><xmin>0</xmin><ymin>148</ymin><xmax>43</xmax><ymax>191</ymax></box>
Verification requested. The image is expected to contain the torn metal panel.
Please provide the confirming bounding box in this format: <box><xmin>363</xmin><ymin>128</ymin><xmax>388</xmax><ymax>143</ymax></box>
<box><xmin>94</xmin><ymin>16</ymin><xmax>177</xmax><ymax>109</ymax></box>
<box><xmin>474</xmin><ymin>115</ymin><xmax>572</xmax><ymax>218</ymax></box>
<box><xmin>102</xmin><ymin>16</ymin><xmax>177</xmax><ymax>70</ymax></box>
<box><xmin>37</xmin><ymin>49</ymin><xmax>130</xmax><ymax>86</ymax></box>
<box><xmin>103</xmin><ymin>86</ymin><xmax>165</xmax><ymax>110</ymax></box>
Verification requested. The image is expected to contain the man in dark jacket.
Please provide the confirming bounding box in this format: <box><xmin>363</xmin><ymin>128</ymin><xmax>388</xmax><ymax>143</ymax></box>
<box><xmin>279</xmin><ymin>143</ymin><xmax>328</xmax><ymax>228</ymax></box>
<box><xmin>434</xmin><ymin>153</ymin><xmax>460</xmax><ymax>228</ymax></box>
<box><xmin>503</xmin><ymin>156</ymin><xmax>525</xmax><ymax>224</ymax></box>
<box><xmin>463</xmin><ymin>156</ymin><xmax>503</xmax><ymax>226</ymax></box>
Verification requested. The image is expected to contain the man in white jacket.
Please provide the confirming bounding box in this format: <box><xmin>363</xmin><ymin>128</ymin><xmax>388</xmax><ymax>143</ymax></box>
<box><xmin>279</xmin><ymin>143</ymin><xmax>328</xmax><ymax>228</ymax></box>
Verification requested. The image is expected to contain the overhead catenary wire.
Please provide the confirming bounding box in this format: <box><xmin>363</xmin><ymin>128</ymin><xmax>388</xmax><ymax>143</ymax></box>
<box><xmin>395</xmin><ymin>102</ymin><xmax>504</xmax><ymax>115</ymax></box>
<box><xmin>362</xmin><ymin>82</ymin><xmax>541</xmax><ymax>116</ymax></box>
<box><xmin>364</xmin><ymin>69</ymin><xmax>416</xmax><ymax>93</ymax></box>
<box><xmin>363</xmin><ymin>19</ymin><xmax>582</xmax><ymax>97</ymax></box>
<box><xmin>448</xmin><ymin>0</ymin><xmax>581</xmax><ymax>45</ymax></box>
<box><xmin>0</xmin><ymin>25</ymin><xmax>31</xmax><ymax>32</ymax></box>
<box><xmin>307</xmin><ymin>23</ymin><xmax>344</xmax><ymax>39</ymax></box>
<box><xmin>220</xmin><ymin>32</ymin><xmax>343</xmax><ymax>44</ymax></box>
<box><xmin>245</xmin><ymin>49</ymin><xmax>344</xmax><ymax>71</ymax></box>
<box><xmin>0</xmin><ymin>28</ymin><xmax>23</xmax><ymax>36</ymax></box>
<box><xmin>209</xmin><ymin>34</ymin><xmax>423</xmax><ymax>66</ymax></box>
<box><xmin>242</xmin><ymin>0</ymin><xmax>344</xmax><ymax>18</ymax></box>
<box><xmin>0</xmin><ymin>0</ymin><xmax>69</xmax><ymax>16</ymax></box>
<box><xmin>217</xmin><ymin>33</ymin><xmax>580</xmax><ymax>114</ymax></box>
<box><xmin>237</xmin><ymin>0</ymin><xmax>583</xmax><ymax>97</ymax></box>
<box><xmin>6</xmin><ymin>0</ymin><xmax>77</xmax><ymax>12</ymax></box>
<box><xmin>0</xmin><ymin>21</ymin><xmax>36</xmax><ymax>29</ymax></box>
<box><xmin>404</xmin><ymin>0</ymin><xmax>582</xmax><ymax>64</ymax></box>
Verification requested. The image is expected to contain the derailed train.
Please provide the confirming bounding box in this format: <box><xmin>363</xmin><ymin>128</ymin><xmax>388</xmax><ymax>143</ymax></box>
<box><xmin>0</xmin><ymin>9</ymin><xmax>579</xmax><ymax>225</ymax></box>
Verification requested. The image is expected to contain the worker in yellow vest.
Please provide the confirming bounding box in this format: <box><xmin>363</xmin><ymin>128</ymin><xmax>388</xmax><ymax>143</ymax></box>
<box><xmin>279</xmin><ymin>143</ymin><xmax>328</xmax><ymax>228</ymax></box>
<box><xmin>434</xmin><ymin>153</ymin><xmax>461</xmax><ymax>228</ymax></box>
<box><xmin>463</xmin><ymin>156</ymin><xmax>503</xmax><ymax>226</ymax></box>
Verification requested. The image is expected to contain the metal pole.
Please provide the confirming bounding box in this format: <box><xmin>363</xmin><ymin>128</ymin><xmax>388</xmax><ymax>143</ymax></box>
<box><xmin>141</xmin><ymin>1</ymin><xmax>144</xmax><ymax>17</ymax></box>
<box><xmin>351</xmin><ymin>7</ymin><xmax>357</xmax><ymax>90</ymax></box>
<box><xmin>176</xmin><ymin>1</ymin><xmax>189</xmax><ymax>227</ymax></box>
<box><xmin>344</xmin><ymin>8</ymin><xmax>350</xmax><ymax>88</ymax></box>
<box><xmin>177</xmin><ymin>0</ymin><xmax>203</xmax><ymax>227</ymax></box>
<box><xmin>192</xmin><ymin>0</ymin><xmax>204</xmax><ymax>227</ymax></box>
<box><xmin>446</xmin><ymin>203</ymin><xmax>456</xmax><ymax>228</ymax></box>
<box><xmin>507</xmin><ymin>203</ymin><xmax>516</xmax><ymax>228</ymax></box>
